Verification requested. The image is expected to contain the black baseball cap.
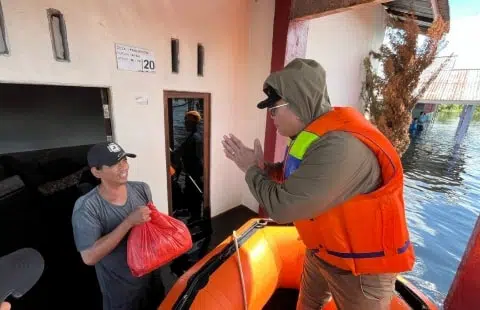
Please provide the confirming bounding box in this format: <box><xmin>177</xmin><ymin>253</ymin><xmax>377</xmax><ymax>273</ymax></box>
<box><xmin>87</xmin><ymin>142</ymin><xmax>136</xmax><ymax>168</ymax></box>
<box><xmin>0</xmin><ymin>248</ymin><xmax>44</xmax><ymax>303</ymax></box>
<box><xmin>257</xmin><ymin>85</ymin><xmax>282</xmax><ymax>109</ymax></box>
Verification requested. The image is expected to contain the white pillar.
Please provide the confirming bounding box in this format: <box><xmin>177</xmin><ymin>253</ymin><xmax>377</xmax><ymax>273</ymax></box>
<box><xmin>455</xmin><ymin>105</ymin><xmax>475</xmax><ymax>145</ymax></box>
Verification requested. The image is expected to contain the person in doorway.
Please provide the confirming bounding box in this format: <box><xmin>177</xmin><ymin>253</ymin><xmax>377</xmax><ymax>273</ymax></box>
<box><xmin>71</xmin><ymin>142</ymin><xmax>165</xmax><ymax>310</ymax></box>
<box><xmin>172</xmin><ymin>110</ymin><xmax>204</xmax><ymax>221</ymax></box>
<box><xmin>222</xmin><ymin>58</ymin><xmax>415</xmax><ymax>310</ymax></box>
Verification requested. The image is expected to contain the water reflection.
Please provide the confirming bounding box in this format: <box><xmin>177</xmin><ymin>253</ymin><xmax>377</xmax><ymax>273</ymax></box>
<box><xmin>403</xmin><ymin>125</ymin><xmax>467</xmax><ymax>195</ymax></box>
<box><xmin>401</xmin><ymin>112</ymin><xmax>480</xmax><ymax>308</ymax></box>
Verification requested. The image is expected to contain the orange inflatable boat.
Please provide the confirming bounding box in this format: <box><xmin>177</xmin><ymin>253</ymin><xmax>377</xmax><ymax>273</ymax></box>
<box><xmin>159</xmin><ymin>219</ymin><xmax>437</xmax><ymax>310</ymax></box>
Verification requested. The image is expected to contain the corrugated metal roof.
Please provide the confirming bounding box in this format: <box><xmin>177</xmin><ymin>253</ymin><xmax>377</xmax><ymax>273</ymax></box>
<box><xmin>420</xmin><ymin>69</ymin><xmax>480</xmax><ymax>102</ymax></box>
<box><xmin>383</xmin><ymin>0</ymin><xmax>450</xmax><ymax>32</ymax></box>
<box><xmin>385</xmin><ymin>0</ymin><xmax>435</xmax><ymax>21</ymax></box>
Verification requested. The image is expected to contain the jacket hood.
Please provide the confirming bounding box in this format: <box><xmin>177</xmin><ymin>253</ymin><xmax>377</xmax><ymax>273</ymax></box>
<box><xmin>263</xmin><ymin>58</ymin><xmax>332</xmax><ymax>125</ymax></box>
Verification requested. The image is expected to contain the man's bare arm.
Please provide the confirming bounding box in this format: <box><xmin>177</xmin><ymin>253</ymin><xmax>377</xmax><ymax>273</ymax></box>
<box><xmin>80</xmin><ymin>206</ymin><xmax>151</xmax><ymax>265</ymax></box>
<box><xmin>80</xmin><ymin>220</ymin><xmax>133</xmax><ymax>265</ymax></box>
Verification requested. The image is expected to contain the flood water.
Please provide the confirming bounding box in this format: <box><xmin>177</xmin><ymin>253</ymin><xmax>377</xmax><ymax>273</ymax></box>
<box><xmin>401</xmin><ymin>111</ymin><xmax>480</xmax><ymax>308</ymax></box>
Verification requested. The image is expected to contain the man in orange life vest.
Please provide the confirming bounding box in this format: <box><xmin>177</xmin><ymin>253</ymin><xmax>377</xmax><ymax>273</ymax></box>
<box><xmin>222</xmin><ymin>58</ymin><xmax>415</xmax><ymax>310</ymax></box>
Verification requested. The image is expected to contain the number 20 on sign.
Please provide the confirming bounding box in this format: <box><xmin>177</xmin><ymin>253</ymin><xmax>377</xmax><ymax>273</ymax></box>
<box><xmin>142</xmin><ymin>55</ymin><xmax>155</xmax><ymax>72</ymax></box>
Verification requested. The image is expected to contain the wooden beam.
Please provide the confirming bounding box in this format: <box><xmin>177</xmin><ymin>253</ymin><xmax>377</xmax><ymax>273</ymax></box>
<box><xmin>291</xmin><ymin>0</ymin><xmax>393</xmax><ymax>21</ymax></box>
<box><xmin>438</xmin><ymin>0</ymin><xmax>450</xmax><ymax>20</ymax></box>
<box><xmin>430</xmin><ymin>0</ymin><xmax>440</xmax><ymax>20</ymax></box>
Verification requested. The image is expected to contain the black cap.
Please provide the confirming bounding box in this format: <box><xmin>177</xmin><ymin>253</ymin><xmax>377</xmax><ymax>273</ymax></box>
<box><xmin>257</xmin><ymin>85</ymin><xmax>282</xmax><ymax>109</ymax></box>
<box><xmin>87</xmin><ymin>142</ymin><xmax>136</xmax><ymax>168</ymax></box>
<box><xmin>0</xmin><ymin>248</ymin><xmax>44</xmax><ymax>303</ymax></box>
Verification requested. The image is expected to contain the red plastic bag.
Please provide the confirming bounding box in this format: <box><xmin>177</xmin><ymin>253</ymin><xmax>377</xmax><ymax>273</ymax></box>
<box><xmin>127</xmin><ymin>202</ymin><xmax>193</xmax><ymax>277</ymax></box>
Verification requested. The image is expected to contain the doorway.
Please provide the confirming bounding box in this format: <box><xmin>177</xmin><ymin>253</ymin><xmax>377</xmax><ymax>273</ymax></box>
<box><xmin>163</xmin><ymin>91</ymin><xmax>212</xmax><ymax>276</ymax></box>
<box><xmin>0</xmin><ymin>83</ymin><xmax>111</xmax><ymax>309</ymax></box>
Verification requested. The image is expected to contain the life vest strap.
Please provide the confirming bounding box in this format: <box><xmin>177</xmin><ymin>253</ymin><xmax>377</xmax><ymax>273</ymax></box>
<box><xmin>312</xmin><ymin>240</ymin><xmax>411</xmax><ymax>259</ymax></box>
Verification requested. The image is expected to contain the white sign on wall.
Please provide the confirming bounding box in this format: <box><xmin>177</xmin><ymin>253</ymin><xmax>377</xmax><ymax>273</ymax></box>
<box><xmin>115</xmin><ymin>43</ymin><xmax>156</xmax><ymax>73</ymax></box>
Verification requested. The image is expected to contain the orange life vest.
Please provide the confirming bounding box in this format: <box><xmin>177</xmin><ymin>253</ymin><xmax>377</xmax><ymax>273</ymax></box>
<box><xmin>283</xmin><ymin>107</ymin><xmax>415</xmax><ymax>275</ymax></box>
<box><xmin>169</xmin><ymin>165</ymin><xmax>176</xmax><ymax>176</ymax></box>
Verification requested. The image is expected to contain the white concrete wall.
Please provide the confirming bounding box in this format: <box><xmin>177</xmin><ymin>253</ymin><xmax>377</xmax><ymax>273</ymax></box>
<box><xmin>0</xmin><ymin>0</ymin><xmax>273</xmax><ymax>217</ymax></box>
<box><xmin>305</xmin><ymin>5</ymin><xmax>387</xmax><ymax>110</ymax></box>
<box><xmin>238</xmin><ymin>0</ymin><xmax>275</xmax><ymax>212</ymax></box>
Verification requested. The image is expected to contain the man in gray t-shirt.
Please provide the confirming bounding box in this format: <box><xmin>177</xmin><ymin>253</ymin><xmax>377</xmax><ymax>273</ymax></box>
<box><xmin>72</xmin><ymin>142</ymin><xmax>165</xmax><ymax>310</ymax></box>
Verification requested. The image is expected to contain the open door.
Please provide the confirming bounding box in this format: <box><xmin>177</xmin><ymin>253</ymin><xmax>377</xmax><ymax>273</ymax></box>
<box><xmin>163</xmin><ymin>91</ymin><xmax>212</xmax><ymax>275</ymax></box>
<box><xmin>163</xmin><ymin>91</ymin><xmax>211</xmax><ymax>220</ymax></box>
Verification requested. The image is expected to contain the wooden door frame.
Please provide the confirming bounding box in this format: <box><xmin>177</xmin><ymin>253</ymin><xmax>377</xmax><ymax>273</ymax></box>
<box><xmin>163</xmin><ymin>90</ymin><xmax>211</xmax><ymax>218</ymax></box>
<box><xmin>100</xmin><ymin>88</ymin><xmax>115</xmax><ymax>143</ymax></box>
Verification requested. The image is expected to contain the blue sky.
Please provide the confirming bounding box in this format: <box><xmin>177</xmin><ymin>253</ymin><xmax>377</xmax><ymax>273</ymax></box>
<box><xmin>439</xmin><ymin>0</ymin><xmax>480</xmax><ymax>68</ymax></box>
<box><xmin>449</xmin><ymin>0</ymin><xmax>480</xmax><ymax>18</ymax></box>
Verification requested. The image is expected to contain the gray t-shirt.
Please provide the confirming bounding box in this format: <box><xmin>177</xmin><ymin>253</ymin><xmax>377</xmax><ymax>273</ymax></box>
<box><xmin>72</xmin><ymin>181</ymin><xmax>163</xmax><ymax>310</ymax></box>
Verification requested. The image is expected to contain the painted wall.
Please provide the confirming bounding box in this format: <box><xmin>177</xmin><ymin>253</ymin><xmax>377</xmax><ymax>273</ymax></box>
<box><xmin>305</xmin><ymin>4</ymin><xmax>387</xmax><ymax>110</ymax></box>
<box><xmin>0</xmin><ymin>0</ymin><xmax>273</xmax><ymax>216</ymax></box>
<box><xmin>239</xmin><ymin>0</ymin><xmax>275</xmax><ymax>211</ymax></box>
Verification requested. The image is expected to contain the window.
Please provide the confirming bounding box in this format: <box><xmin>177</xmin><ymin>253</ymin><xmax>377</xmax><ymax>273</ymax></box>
<box><xmin>47</xmin><ymin>8</ymin><xmax>70</xmax><ymax>61</ymax></box>
<box><xmin>0</xmin><ymin>1</ymin><xmax>8</xmax><ymax>55</ymax></box>
<box><xmin>171</xmin><ymin>38</ymin><xmax>179</xmax><ymax>73</ymax></box>
<box><xmin>197</xmin><ymin>44</ymin><xmax>204</xmax><ymax>76</ymax></box>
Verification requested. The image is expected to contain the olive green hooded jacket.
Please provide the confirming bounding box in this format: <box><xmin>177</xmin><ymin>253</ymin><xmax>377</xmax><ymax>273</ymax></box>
<box><xmin>245</xmin><ymin>58</ymin><xmax>382</xmax><ymax>224</ymax></box>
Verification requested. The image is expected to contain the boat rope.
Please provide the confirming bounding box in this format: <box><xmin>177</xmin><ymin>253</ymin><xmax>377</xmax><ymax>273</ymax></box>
<box><xmin>233</xmin><ymin>230</ymin><xmax>248</xmax><ymax>310</ymax></box>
